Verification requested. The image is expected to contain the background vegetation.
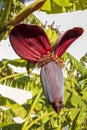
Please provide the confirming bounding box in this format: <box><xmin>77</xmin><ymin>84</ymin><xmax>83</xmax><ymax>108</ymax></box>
<box><xmin>0</xmin><ymin>0</ymin><xmax>87</xmax><ymax>129</ymax></box>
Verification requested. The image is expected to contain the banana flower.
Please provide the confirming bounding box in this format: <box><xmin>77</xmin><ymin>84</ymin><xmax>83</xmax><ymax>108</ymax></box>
<box><xmin>9</xmin><ymin>24</ymin><xmax>83</xmax><ymax>113</ymax></box>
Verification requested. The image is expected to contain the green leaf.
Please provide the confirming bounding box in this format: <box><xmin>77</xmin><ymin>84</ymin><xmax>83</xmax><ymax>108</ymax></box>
<box><xmin>41</xmin><ymin>0</ymin><xmax>87</xmax><ymax>14</ymax></box>
<box><xmin>0</xmin><ymin>108</ymin><xmax>15</xmax><ymax>128</ymax></box>
<box><xmin>67</xmin><ymin>52</ymin><xmax>87</xmax><ymax>78</ymax></box>
<box><xmin>2</xmin><ymin>123</ymin><xmax>23</xmax><ymax>130</ymax></box>
<box><xmin>71</xmin><ymin>94</ymin><xmax>87</xmax><ymax>110</ymax></box>
<box><xmin>69</xmin><ymin>108</ymin><xmax>79</xmax><ymax>121</ymax></box>
<box><xmin>0</xmin><ymin>96</ymin><xmax>27</xmax><ymax>119</ymax></box>
<box><xmin>81</xmin><ymin>78</ymin><xmax>87</xmax><ymax>89</ymax></box>
<box><xmin>1</xmin><ymin>58</ymin><xmax>27</xmax><ymax>67</ymax></box>
<box><xmin>71</xmin><ymin>94</ymin><xmax>80</xmax><ymax>107</ymax></box>
<box><xmin>35</xmin><ymin>102</ymin><xmax>42</xmax><ymax>111</ymax></box>
<box><xmin>54</xmin><ymin>0</ymin><xmax>72</xmax><ymax>7</ymax></box>
<box><xmin>8</xmin><ymin>59</ymin><xmax>27</xmax><ymax>67</ymax></box>
<box><xmin>0</xmin><ymin>95</ymin><xmax>18</xmax><ymax>107</ymax></box>
<box><xmin>41</xmin><ymin>0</ymin><xmax>63</xmax><ymax>13</ymax></box>
<box><xmin>46</xmin><ymin>28</ymin><xmax>58</xmax><ymax>45</ymax></box>
<box><xmin>80</xmin><ymin>53</ymin><xmax>87</xmax><ymax>66</ymax></box>
<box><xmin>64</xmin><ymin>90</ymin><xmax>71</xmax><ymax>104</ymax></box>
<box><xmin>41</xmin><ymin>0</ymin><xmax>51</xmax><ymax>13</ymax></box>
<box><xmin>76</xmin><ymin>110</ymin><xmax>86</xmax><ymax>125</ymax></box>
<box><xmin>6</xmin><ymin>100</ymin><xmax>27</xmax><ymax>119</ymax></box>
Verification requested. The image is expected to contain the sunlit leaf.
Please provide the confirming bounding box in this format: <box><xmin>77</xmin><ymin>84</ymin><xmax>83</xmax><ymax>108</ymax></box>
<box><xmin>41</xmin><ymin>0</ymin><xmax>87</xmax><ymax>14</ymax></box>
<box><xmin>69</xmin><ymin>108</ymin><xmax>79</xmax><ymax>121</ymax></box>
<box><xmin>64</xmin><ymin>90</ymin><xmax>71</xmax><ymax>104</ymax></box>
<box><xmin>54</xmin><ymin>0</ymin><xmax>72</xmax><ymax>7</ymax></box>
<box><xmin>2</xmin><ymin>123</ymin><xmax>23</xmax><ymax>130</ymax></box>
<box><xmin>76</xmin><ymin>110</ymin><xmax>86</xmax><ymax>125</ymax></box>
<box><xmin>0</xmin><ymin>96</ymin><xmax>27</xmax><ymax>119</ymax></box>
<box><xmin>6</xmin><ymin>100</ymin><xmax>27</xmax><ymax>119</ymax></box>
<box><xmin>80</xmin><ymin>53</ymin><xmax>87</xmax><ymax>66</ymax></box>
<box><xmin>67</xmin><ymin>52</ymin><xmax>87</xmax><ymax>78</ymax></box>
<box><xmin>0</xmin><ymin>108</ymin><xmax>15</xmax><ymax>128</ymax></box>
<box><xmin>41</xmin><ymin>0</ymin><xmax>63</xmax><ymax>13</ymax></box>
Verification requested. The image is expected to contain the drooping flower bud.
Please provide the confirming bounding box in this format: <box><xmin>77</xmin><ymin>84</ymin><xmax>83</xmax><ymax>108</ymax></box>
<box><xmin>40</xmin><ymin>61</ymin><xmax>64</xmax><ymax>113</ymax></box>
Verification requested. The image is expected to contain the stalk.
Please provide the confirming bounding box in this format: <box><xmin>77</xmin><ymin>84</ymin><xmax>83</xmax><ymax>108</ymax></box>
<box><xmin>0</xmin><ymin>72</ymin><xmax>26</xmax><ymax>82</ymax></box>
<box><xmin>22</xmin><ymin>88</ymin><xmax>42</xmax><ymax>130</ymax></box>
<box><xmin>0</xmin><ymin>0</ymin><xmax>12</xmax><ymax>27</ymax></box>
<box><xmin>26</xmin><ymin>111</ymin><xmax>55</xmax><ymax>130</ymax></box>
<box><xmin>0</xmin><ymin>0</ymin><xmax>46</xmax><ymax>40</ymax></box>
<box><xmin>11</xmin><ymin>0</ymin><xmax>46</xmax><ymax>26</ymax></box>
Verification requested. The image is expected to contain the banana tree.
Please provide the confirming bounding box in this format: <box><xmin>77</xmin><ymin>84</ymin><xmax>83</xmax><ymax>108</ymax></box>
<box><xmin>0</xmin><ymin>0</ymin><xmax>87</xmax><ymax>130</ymax></box>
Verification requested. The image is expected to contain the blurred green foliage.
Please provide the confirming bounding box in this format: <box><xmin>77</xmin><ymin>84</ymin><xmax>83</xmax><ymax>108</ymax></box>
<box><xmin>0</xmin><ymin>0</ymin><xmax>87</xmax><ymax>130</ymax></box>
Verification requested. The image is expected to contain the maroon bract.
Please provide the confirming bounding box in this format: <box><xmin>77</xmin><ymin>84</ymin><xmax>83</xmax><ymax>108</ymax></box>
<box><xmin>9</xmin><ymin>24</ymin><xmax>52</xmax><ymax>63</ymax></box>
<box><xmin>9</xmin><ymin>24</ymin><xmax>84</xmax><ymax>113</ymax></box>
<box><xmin>54</xmin><ymin>27</ymin><xmax>84</xmax><ymax>57</ymax></box>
